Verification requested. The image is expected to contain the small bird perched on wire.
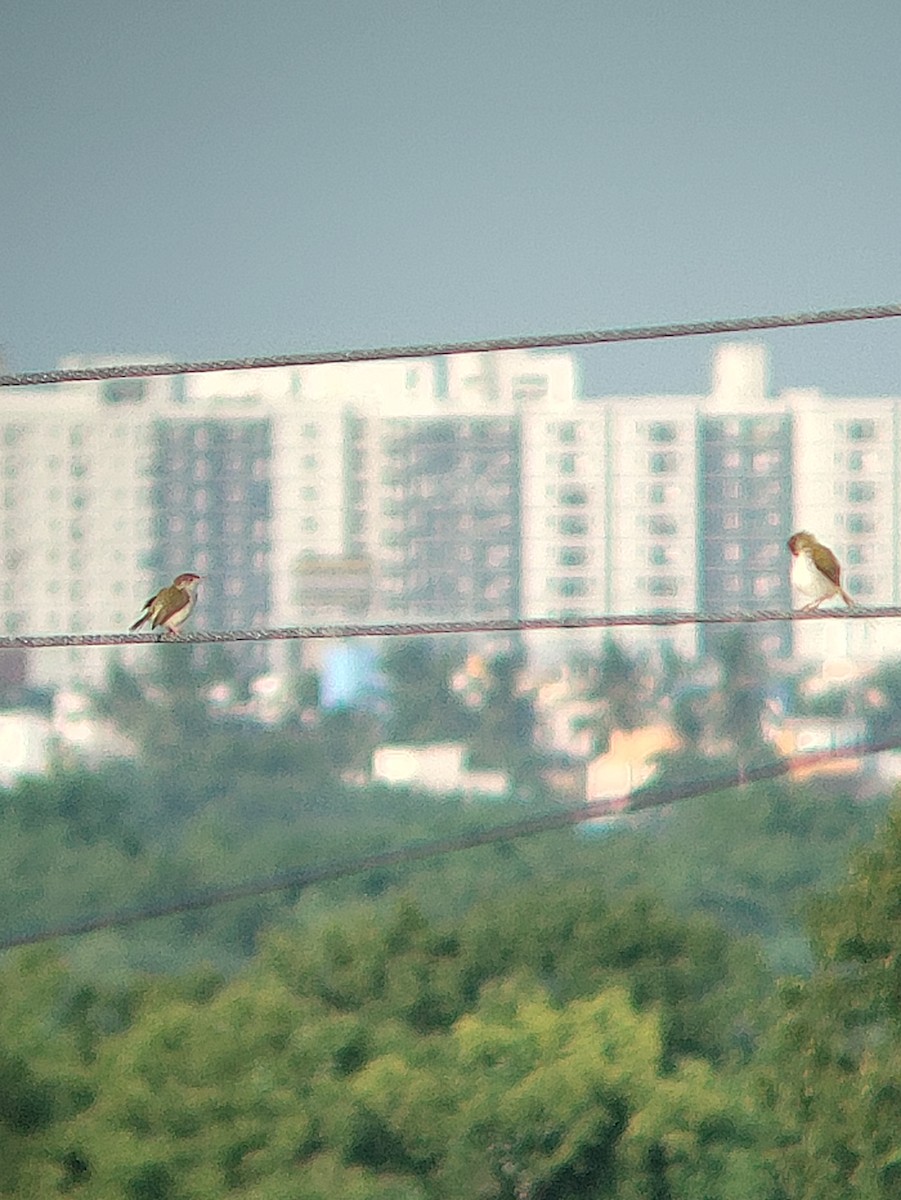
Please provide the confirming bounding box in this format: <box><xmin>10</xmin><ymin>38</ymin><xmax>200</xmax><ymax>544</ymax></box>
<box><xmin>787</xmin><ymin>532</ymin><xmax>853</xmax><ymax>610</ymax></box>
<box><xmin>130</xmin><ymin>573</ymin><xmax>202</xmax><ymax>637</ymax></box>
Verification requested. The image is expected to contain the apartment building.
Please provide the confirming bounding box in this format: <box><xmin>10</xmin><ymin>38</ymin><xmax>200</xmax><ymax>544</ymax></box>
<box><xmin>602</xmin><ymin>397</ymin><xmax>700</xmax><ymax>659</ymax></box>
<box><xmin>697</xmin><ymin>345</ymin><xmax>794</xmax><ymax>659</ymax></box>
<box><xmin>0</xmin><ymin>368</ymin><xmax>161</xmax><ymax>690</ymax></box>
<box><xmin>2</xmin><ymin>342</ymin><xmax>899</xmax><ymax>694</ymax></box>
<box><xmin>790</xmin><ymin>388</ymin><xmax>899</xmax><ymax>663</ymax></box>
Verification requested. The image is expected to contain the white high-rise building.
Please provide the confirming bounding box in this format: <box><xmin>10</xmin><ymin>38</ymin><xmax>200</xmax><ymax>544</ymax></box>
<box><xmin>3</xmin><ymin>342</ymin><xmax>901</xmax><ymax>694</ymax></box>
<box><xmin>0</xmin><ymin>368</ymin><xmax>164</xmax><ymax>690</ymax></box>
<box><xmin>790</xmin><ymin>389</ymin><xmax>899</xmax><ymax>663</ymax></box>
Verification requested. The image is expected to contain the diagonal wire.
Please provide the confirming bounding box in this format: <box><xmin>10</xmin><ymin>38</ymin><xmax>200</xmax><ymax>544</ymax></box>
<box><xmin>0</xmin><ymin>604</ymin><xmax>898</xmax><ymax>651</ymax></box>
<box><xmin>2</xmin><ymin>302</ymin><xmax>901</xmax><ymax>387</ymax></box>
<box><xmin>2</xmin><ymin>734</ymin><xmax>899</xmax><ymax>951</ymax></box>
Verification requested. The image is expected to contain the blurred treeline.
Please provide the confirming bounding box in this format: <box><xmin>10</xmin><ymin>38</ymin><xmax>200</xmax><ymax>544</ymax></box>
<box><xmin>2</xmin><ymin>636</ymin><xmax>901</xmax><ymax>1196</ymax></box>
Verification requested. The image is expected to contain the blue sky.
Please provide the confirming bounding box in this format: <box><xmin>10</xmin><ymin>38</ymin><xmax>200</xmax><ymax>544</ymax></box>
<box><xmin>2</xmin><ymin>0</ymin><xmax>900</xmax><ymax>396</ymax></box>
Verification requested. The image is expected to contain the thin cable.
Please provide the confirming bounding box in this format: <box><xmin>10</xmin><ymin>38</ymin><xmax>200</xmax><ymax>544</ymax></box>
<box><xmin>0</xmin><ymin>604</ymin><xmax>898</xmax><ymax>651</ymax></box>
<box><xmin>2</xmin><ymin>734</ymin><xmax>898</xmax><ymax>951</ymax></box>
<box><xmin>2</xmin><ymin>302</ymin><xmax>900</xmax><ymax>387</ymax></box>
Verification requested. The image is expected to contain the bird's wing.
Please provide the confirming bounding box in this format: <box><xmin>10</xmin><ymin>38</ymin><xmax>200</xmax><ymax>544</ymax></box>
<box><xmin>150</xmin><ymin>586</ymin><xmax>190</xmax><ymax>628</ymax></box>
<box><xmin>811</xmin><ymin>543</ymin><xmax>842</xmax><ymax>586</ymax></box>
<box><xmin>129</xmin><ymin>595</ymin><xmax>156</xmax><ymax>631</ymax></box>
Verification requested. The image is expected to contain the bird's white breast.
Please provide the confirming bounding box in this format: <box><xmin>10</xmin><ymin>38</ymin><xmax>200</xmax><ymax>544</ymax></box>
<box><xmin>791</xmin><ymin>550</ymin><xmax>833</xmax><ymax>599</ymax></box>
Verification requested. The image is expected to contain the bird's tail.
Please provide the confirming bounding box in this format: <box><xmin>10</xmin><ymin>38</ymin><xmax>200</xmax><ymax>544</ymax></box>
<box><xmin>129</xmin><ymin>615</ymin><xmax>148</xmax><ymax>631</ymax></box>
<box><xmin>840</xmin><ymin>587</ymin><xmax>853</xmax><ymax>607</ymax></box>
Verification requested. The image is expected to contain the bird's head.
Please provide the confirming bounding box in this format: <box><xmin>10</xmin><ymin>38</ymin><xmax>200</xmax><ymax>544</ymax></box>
<box><xmin>173</xmin><ymin>572</ymin><xmax>202</xmax><ymax>591</ymax></box>
<box><xmin>787</xmin><ymin>531</ymin><xmax>817</xmax><ymax>556</ymax></box>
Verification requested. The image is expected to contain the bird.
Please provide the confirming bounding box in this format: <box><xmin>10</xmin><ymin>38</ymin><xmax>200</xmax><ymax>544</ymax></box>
<box><xmin>130</xmin><ymin>573</ymin><xmax>202</xmax><ymax>637</ymax></box>
<box><xmin>787</xmin><ymin>532</ymin><xmax>853</xmax><ymax>610</ymax></box>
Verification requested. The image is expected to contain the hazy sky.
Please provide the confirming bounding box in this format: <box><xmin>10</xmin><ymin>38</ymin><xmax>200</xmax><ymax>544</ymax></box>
<box><xmin>3</xmin><ymin>1</ymin><xmax>901</xmax><ymax>397</ymax></box>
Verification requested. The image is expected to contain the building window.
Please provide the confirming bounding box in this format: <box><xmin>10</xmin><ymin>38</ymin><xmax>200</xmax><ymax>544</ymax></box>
<box><xmin>554</xmin><ymin>578</ymin><xmax>588</xmax><ymax>598</ymax></box>
<box><xmin>649</xmin><ymin>485</ymin><xmax>666</xmax><ymax>504</ymax></box>
<box><xmin>752</xmin><ymin>451</ymin><xmax>780</xmax><ymax>473</ymax></box>
<box><xmin>559</xmin><ymin>546</ymin><xmax>587</xmax><ymax>567</ymax></box>
<box><xmin>3</xmin><ymin>426</ymin><xmax>23</xmax><ymax>446</ymax></box>
<box><xmin>102</xmin><ymin>379</ymin><xmax>147</xmax><ymax>405</ymax></box>
<box><xmin>647</xmin><ymin>577</ymin><xmax>678</xmax><ymax>597</ymax></box>
<box><xmin>649</xmin><ymin>545</ymin><xmax>669</xmax><ymax>566</ymax></box>
<box><xmin>648</xmin><ymin>515</ymin><xmax>676</xmax><ymax>535</ymax></box>
<box><xmin>847</xmin><ymin>545</ymin><xmax>864</xmax><ymax>565</ymax></box>
<box><xmin>723</xmin><ymin>543</ymin><xmax>741</xmax><ymax>562</ymax></box>
<box><xmin>649</xmin><ymin>422</ymin><xmax>677</xmax><ymax>443</ymax></box>
<box><xmin>848</xmin><ymin>481</ymin><xmax>875</xmax><ymax>503</ymax></box>
<box><xmin>848</xmin><ymin>574</ymin><xmax>874</xmax><ymax>596</ymax></box>
<box><xmin>559</xmin><ymin>486</ymin><xmax>588</xmax><ymax>506</ymax></box>
<box><xmin>723</xmin><ymin>452</ymin><xmax>741</xmax><ymax>470</ymax></box>
<box><xmin>558</xmin><ymin>422</ymin><xmax>577</xmax><ymax>443</ymax></box>
<box><xmin>559</xmin><ymin>454</ymin><xmax>576</xmax><ymax>474</ymax></box>
<box><xmin>848</xmin><ymin>420</ymin><xmax>875</xmax><ymax>441</ymax></box>
<box><xmin>847</xmin><ymin>513</ymin><xmax>874</xmax><ymax>533</ymax></box>
<box><xmin>649</xmin><ymin>452</ymin><xmax>677</xmax><ymax>473</ymax></box>
<box><xmin>559</xmin><ymin>516</ymin><xmax>588</xmax><ymax>536</ymax></box>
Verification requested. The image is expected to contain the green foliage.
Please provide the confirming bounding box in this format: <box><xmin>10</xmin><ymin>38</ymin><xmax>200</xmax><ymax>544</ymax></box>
<box><xmin>584</xmin><ymin>778</ymin><xmax>889</xmax><ymax>973</ymax></box>
<box><xmin>5</xmin><ymin>648</ymin><xmax>901</xmax><ymax>1196</ymax></box>
<box><xmin>750</xmin><ymin>797</ymin><xmax>901</xmax><ymax>1198</ymax></box>
<box><xmin>0</xmin><ymin>892</ymin><xmax>770</xmax><ymax>1199</ymax></box>
<box><xmin>467</xmin><ymin>652</ymin><xmax>542</xmax><ymax>794</ymax></box>
<box><xmin>379</xmin><ymin>640</ymin><xmax>475</xmax><ymax>745</ymax></box>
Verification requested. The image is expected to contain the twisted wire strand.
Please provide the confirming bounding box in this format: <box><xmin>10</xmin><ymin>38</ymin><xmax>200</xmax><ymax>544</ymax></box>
<box><xmin>0</xmin><ymin>604</ymin><xmax>897</xmax><ymax>651</ymax></box>
<box><xmin>2</xmin><ymin>302</ymin><xmax>900</xmax><ymax>387</ymax></box>
<box><xmin>2</xmin><ymin>733</ymin><xmax>898</xmax><ymax>951</ymax></box>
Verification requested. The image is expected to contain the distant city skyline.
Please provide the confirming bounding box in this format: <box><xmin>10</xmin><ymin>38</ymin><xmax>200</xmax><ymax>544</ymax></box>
<box><xmin>1</xmin><ymin>339</ymin><xmax>898</xmax><ymax>694</ymax></box>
